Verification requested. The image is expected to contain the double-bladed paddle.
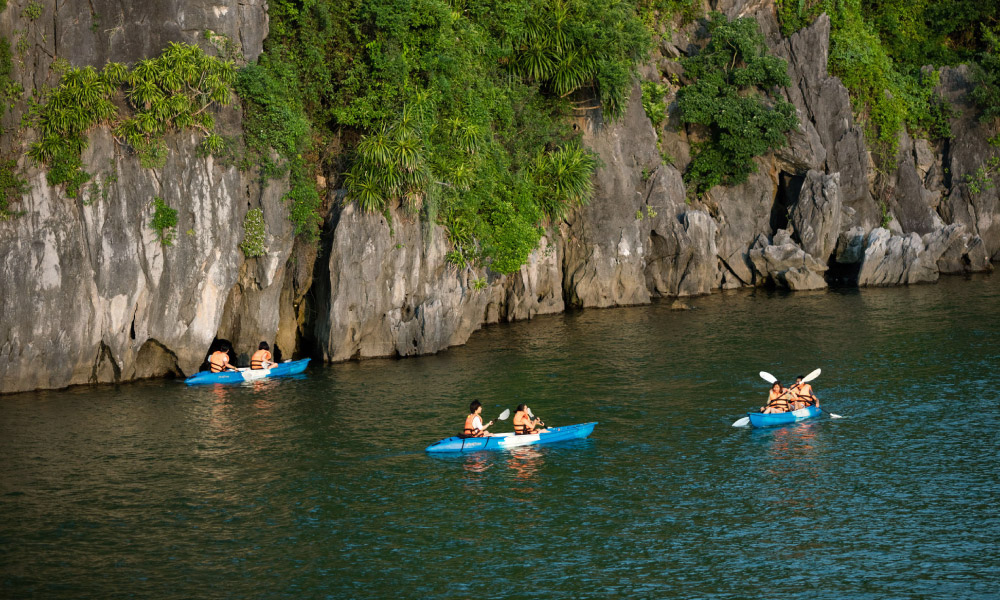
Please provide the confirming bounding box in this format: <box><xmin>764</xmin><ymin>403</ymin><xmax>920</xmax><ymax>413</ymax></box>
<box><xmin>761</xmin><ymin>369</ymin><xmax>841</xmax><ymax>419</ymax></box>
<box><xmin>760</xmin><ymin>368</ymin><xmax>821</xmax><ymax>385</ymax></box>
<box><xmin>732</xmin><ymin>368</ymin><xmax>840</xmax><ymax>427</ymax></box>
<box><xmin>525</xmin><ymin>407</ymin><xmax>546</xmax><ymax>429</ymax></box>
<box><xmin>487</xmin><ymin>409</ymin><xmax>511</xmax><ymax>430</ymax></box>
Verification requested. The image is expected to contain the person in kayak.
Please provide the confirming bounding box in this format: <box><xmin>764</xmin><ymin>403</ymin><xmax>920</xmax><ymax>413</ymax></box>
<box><xmin>761</xmin><ymin>381</ymin><xmax>793</xmax><ymax>413</ymax></box>
<box><xmin>250</xmin><ymin>342</ymin><xmax>273</xmax><ymax>370</ymax></box>
<box><xmin>790</xmin><ymin>375</ymin><xmax>819</xmax><ymax>409</ymax></box>
<box><xmin>513</xmin><ymin>404</ymin><xmax>547</xmax><ymax>435</ymax></box>
<box><xmin>462</xmin><ymin>400</ymin><xmax>495</xmax><ymax>438</ymax></box>
<box><xmin>209</xmin><ymin>343</ymin><xmax>238</xmax><ymax>373</ymax></box>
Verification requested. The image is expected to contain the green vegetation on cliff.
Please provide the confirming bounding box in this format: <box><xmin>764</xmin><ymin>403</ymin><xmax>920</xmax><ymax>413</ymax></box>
<box><xmin>777</xmin><ymin>0</ymin><xmax>998</xmax><ymax>163</ymax></box>
<box><xmin>23</xmin><ymin>43</ymin><xmax>236</xmax><ymax>198</ymax></box>
<box><xmin>972</xmin><ymin>28</ymin><xmax>1000</xmax><ymax>123</ymax></box>
<box><xmin>248</xmin><ymin>0</ymin><xmax>649</xmax><ymax>273</ymax></box>
<box><xmin>676</xmin><ymin>13</ymin><xmax>798</xmax><ymax>196</ymax></box>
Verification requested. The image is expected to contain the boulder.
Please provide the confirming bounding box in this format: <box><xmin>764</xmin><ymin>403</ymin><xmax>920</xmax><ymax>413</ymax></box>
<box><xmin>748</xmin><ymin>235</ymin><xmax>828</xmax><ymax>290</ymax></box>
<box><xmin>834</xmin><ymin>226</ymin><xmax>866</xmax><ymax>264</ymax></box>
<box><xmin>789</xmin><ymin>170</ymin><xmax>842</xmax><ymax>261</ymax></box>
<box><xmin>856</xmin><ymin>228</ymin><xmax>939</xmax><ymax>285</ymax></box>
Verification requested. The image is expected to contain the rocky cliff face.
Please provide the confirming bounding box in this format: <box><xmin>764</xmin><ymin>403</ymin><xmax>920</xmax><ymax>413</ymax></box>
<box><xmin>0</xmin><ymin>0</ymin><xmax>996</xmax><ymax>394</ymax></box>
<box><xmin>0</xmin><ymin>0</ymin><xmax>282</xmax><ymax>393</ymax></box>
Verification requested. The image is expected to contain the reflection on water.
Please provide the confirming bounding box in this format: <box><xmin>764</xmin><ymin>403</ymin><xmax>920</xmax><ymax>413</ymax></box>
<box><xmin>462</xmin><ymin>452</ymin><xmax>493</xmax><ymax>477</ymax></box>
<box><xmin>758</xmin><ymin>423</ymin><xmax>823</xmax><ymax>516</ymax></box>
<box><xmin>507</xmin><ymin>446</ymin><xmax>544</xmax><ymax>494</ymax></box>
<box><xmin>1</xmin><ymin>275</ymin><xmax>998</xmax><ymax>599</ymax></box>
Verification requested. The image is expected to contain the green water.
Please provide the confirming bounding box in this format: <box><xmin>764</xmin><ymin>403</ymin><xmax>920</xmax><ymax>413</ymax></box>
<box><xmin>2</xmin><ymin>275</ymin><xmax>998</xmax><ymax>599</ymax></box>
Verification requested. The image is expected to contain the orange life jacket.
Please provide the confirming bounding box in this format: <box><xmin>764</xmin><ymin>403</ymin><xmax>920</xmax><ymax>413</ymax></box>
<box><xmin>250</xmin><ymin>349</ymin><xmax>272</xmax><ymax>370</ymax></box>
<box><xmin>513</xmin><ymin>411</ymin><xmax>532</xmax><ymax>435</ymax></box>
<box><xmin>767</xmin><ymin>387</ymin><xmax>792</xmax><ymax>411</ymax></box>
<box><xmin>463</xmin><ymin>413</ymin><xmax>483</xmax><ymax>438</ymax></box>
<box><xmin>209</xmin><ymin>351</ymin><xmax>230</xmax><ymax>373</ymax></box>
<box><xmin>791</xmin><ymin>383</ymin><xmax>815</xmax><ymax>405</ymax></box>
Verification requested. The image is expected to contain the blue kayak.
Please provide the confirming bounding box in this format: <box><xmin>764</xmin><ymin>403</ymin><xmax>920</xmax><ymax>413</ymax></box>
<box><xmin>184</xmin><ymin>358</ymin><xmax>311</xmax><ymax>385</ymax></box>
<box><xmin>425</xmin><ymin>422</ymin><xmax>597</xmax><ymax>453</ymax></box>
<box><xmin>748</xmin><ymin>406</ymin><xmax>822</xmax><ymax>428</ymax></box>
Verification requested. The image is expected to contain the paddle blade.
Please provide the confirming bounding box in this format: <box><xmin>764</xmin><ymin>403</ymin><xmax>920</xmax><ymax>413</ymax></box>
<box><xmin>497</xmin><ymin>409</ymin><xmax>511</xmax><ymax>421</ymax></box>
<box><xmin>759</xmin><ymin>371</ymin><xmax>777</xmax><ymax>384</ymax></box>
<box><xmin>803</xmin><ymin>368</ymin><xmax>822</xmax><ymax>383</ymax></box>
<box><xmin>828</xmin><ymin>412</ymin><xmax>842</xmax><ymax>419</ymax></box>
<box><xmin>732</xmin><ymin>416</ymin><xmax>750</xmax><ymax>427</ymax></box>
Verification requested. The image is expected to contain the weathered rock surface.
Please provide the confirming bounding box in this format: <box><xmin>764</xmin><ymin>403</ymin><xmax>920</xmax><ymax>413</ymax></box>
<box><xmin>937</xmin><ymin>66</ymin><xmax>1000</xmax><ymax>260</ymax></box>
<box><xmin>749</xmin><ymin>231</ymin><xmax>828</xmax><ymax>290</ymax></box>
<box><xmin>0</xmin><ymin>1</ymin><xmax>279</xmax><ymax>394</ymax></box>
<box><xmin>854</xmin><ymin>224</ymin><xmax>990</xmax><ymax>286</ymax></box>
<box><xmin>0</xmin><ymin>129</ymin><xmax>253</xmax><ymax>392</ymax></box>
<box><xmin>835</xmin><ymin>227</ymin><xmax>867</xmax><ymax>264</ymax></box>
<box><xmin>314</xmin><ymin>202</ymin><xmax>564</xmax><ymax>362</ymax></box>
<box><xmin>645</xmin><ymin>208</ymin><xmax>719</xmax><ymax>297</ymax></box>
<box><xmin>562</xmin><ymin>82</ymin><xmax>661</xmax><ymax>308</ymax></box>
<box><xmin>857</xmin><ymin>229</ymin><xmax>938</xmax><ymax>286</ymax></box>
<box><xmin>788</xmin><ymin>170</ymin><xmax>842</xmax><ymax>262</ymax></box>
<box><xmin>712</xmin><ymin>167</ymin><xmax>777</xmax><ymax>287</ymax></box>
<box><xmin>772</xmin><ymin>14</ymin><xmax>878</xmax><ymax>228</ymax></box>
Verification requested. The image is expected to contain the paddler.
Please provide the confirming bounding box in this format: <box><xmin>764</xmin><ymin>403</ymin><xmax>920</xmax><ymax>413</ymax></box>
<box><xmin>513</xmin><ymin>404</ymin><xmax>547</xmax><ymax>435</ymax></box>
<box><xmin>463</xmin><ymin>400</ymin><xmax>495</xmax><ymax>438</ymax></box>
<box><xmin>790</xmin><ymin>375</ymin><xmax>819</xmax><ymax>409</ymax></box>
<box><xmin>208</xmin><ymin>342</ymin><xmax>239</xmax><ymax>373</ymax></box>
<box><xmin>250</xmin><ymin>341</ymin><xmax>273</xmax><ymax>370</ymax></box>
<box><xmin>761</xmin><ymin>381</ymin><xmax>793</xmax><ymax>413</ymax></box>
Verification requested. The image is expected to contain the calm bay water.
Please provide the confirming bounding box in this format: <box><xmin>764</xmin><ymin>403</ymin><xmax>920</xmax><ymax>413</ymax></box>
<box><xmin>2</xmin><ymin>275</ymin><xmax>999</xmax><ymax>599</ymax></box>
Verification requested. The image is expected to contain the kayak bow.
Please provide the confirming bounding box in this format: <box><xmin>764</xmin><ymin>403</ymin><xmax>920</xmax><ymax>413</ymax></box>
<box><xmin>425</xmin><ymin>422</ymin><xmax>597</xmax><ymax>453</ymax></box>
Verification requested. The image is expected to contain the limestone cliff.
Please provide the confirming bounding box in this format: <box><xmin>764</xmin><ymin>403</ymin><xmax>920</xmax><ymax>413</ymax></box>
<box><xmin>0</xmin><ymin>0</ymin><xmax>996</xmax><ymax>394</ymax></box>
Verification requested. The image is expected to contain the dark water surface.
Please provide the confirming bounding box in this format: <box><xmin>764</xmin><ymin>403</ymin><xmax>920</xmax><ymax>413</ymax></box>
<box><xmin>2</xmin><ymin>275</ymin><xmax>999</xmax><ymax>599</ymax></box>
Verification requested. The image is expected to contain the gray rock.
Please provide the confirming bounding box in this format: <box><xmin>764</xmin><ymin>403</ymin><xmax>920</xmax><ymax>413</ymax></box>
<box><xmin>0</xmin><ymin>1</ymin><xmax>273</xmax><ymax>394</ymax></box>
<box><xmin>938</xmin><ymin>66</ymin><xmax>1000</xmax><ymax>259</ymax></box>
<box><xmin>835</xmin><ymin>226</ymin><xmax>867</xmax><ymax>264</ymax></box>
<box><xmin>773</xmin><ymin>228</ymin><xmax>795</xmax><ymax>246</ymax></box>
<box><xmin>789</xmin><ymin>170</ymin><xmax>842</xmax><ymax>261</ymax></box>
<box><xmin>713</xmin><ymin>167</ymin><xmax>777</xmax><ymax>286</ymax></box>
<box><xmin>774</xmin><ymin>117</ymin><xmax>827</xmax><ymax>174</ymax></box>
<box><xmin>889</xmin><ymin>130</ymin><xmax>942</xmax><ymax>235</ymax></box>
<box><xmin>781</xmin><ymin>267</ymin><xmax>829</xmax><ymax>290</ymax></box>
<box><xmin>0</xmin><ymin>129</ymin><xmax>250</xmax><ymax>393</ymax></box>
<box><xmin>562</xmin><ymin>81</ymin><xmax>663</xmax><ymax>308</ymax></box>
<box><xmin>645</xmin><ymin>210</ymin><xmax>718</xmax><ymax>297</ymax></box>
<box><xmin>774</xmin><ymin>14</ymin><xmax>878</xmax><ymax>227</ymax></box>
<box><xmin>748</xmin><ymin>239</ymin><xmax>828</xmax><ymax>290</ymax></box>
<box><xmin>498</xmin><ymin>235</ymin><xmax>565</xmax><ymax>321</ymax></box>
<box><xmin>963</xmin><ymin>236</ymin><xmax>993</xmax><ymax>273</ymax></box>
<box><xmin>314</xmin><ymin>201</ymin><xmax>564</xmax><ymax>362</ymax></box>
<box><xmin>855</xmin><ymin>228</ymin><xmax>958</xmax><ymax>286</ymax></box>
<box><xmin>658</xmin><ymin>101</ymin><xmax>692</xmax><ymax>174</ymax></box>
